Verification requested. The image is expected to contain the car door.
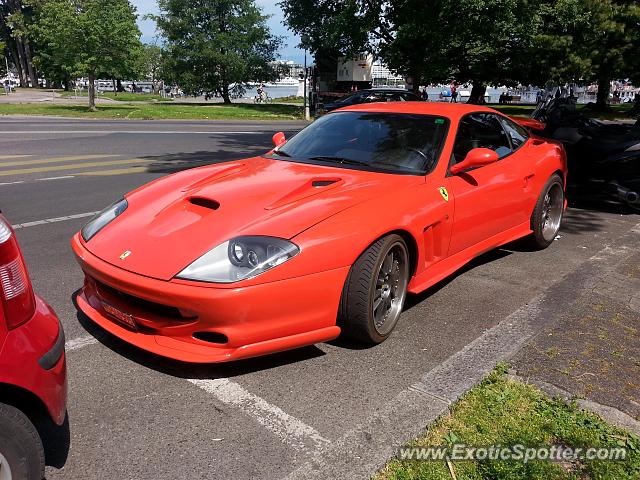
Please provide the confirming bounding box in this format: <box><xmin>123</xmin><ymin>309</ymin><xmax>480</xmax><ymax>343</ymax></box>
<box><xmin>447</xmin><ymin>112</ymin><xmax>531</xmax><ymax>256</ymax></box>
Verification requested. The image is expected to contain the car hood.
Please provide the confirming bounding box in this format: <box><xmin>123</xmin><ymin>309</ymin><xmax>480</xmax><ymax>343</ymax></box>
<box><xmin>83</xmin><ymin>156</ymin><xmax>422</xmax><ymax>280</ymax></box>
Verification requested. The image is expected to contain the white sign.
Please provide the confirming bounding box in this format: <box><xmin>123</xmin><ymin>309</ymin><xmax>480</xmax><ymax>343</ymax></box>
<box><xmin>337</xmin><ymin>55</ymin><xmax>373</xmax><ymax>82</ymax></box>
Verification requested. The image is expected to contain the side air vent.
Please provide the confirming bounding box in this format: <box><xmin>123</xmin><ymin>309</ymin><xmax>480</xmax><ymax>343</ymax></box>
<box><xmin>312</xmin><ymin>179</ymin><xmax>339</xmax><ymax>187</ymax></box>
<box><xmin>193</xmin><ymin>331</ymin><xmax>228</xmax><ymax>344</ymax></box>
<box><xmin>189</xmin><ymin>197</ymin><xmax>220</xmax><ymax>210</ymax></box>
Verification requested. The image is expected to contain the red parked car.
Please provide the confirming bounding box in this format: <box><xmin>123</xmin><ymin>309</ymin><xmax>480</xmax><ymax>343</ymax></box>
<box><xmin>72</xmin><ymin>103</ymin><xmax>566</xmax><ymax>363</ymax></box>
<box><xmin>0</xmin><ymin>213</ymin><xmax>67</xmax><ymax>480</ymax></box>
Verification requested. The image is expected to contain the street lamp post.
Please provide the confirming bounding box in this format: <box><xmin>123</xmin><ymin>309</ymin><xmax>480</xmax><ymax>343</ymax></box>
<box><xmin>302</xmin><ymin>35</ymin><xmax>310</xmax><ymax>121</ymax></box>
<box><xmin>4</xmin><ymin>56</ymin><xmax>9</xmax><ymax>95</ymax></box>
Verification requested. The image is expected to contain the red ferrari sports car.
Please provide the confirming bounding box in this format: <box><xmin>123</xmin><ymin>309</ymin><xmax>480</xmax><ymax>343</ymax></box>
<box><xmin>72</xmin><ymin>103</ymin><xmax>567</xmax><ymax>363</ymax></box>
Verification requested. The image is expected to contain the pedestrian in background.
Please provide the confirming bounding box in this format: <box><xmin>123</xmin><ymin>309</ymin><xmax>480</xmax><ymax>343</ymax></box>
<box><xmin>421</xmin><ymin>87</ymin><xmax>429</xmax><ymax>101</ymax></box>
<box><xmin>451</xmin><ymin>84</ymin><xmax>458</xmax><ymax>103</ymax></box>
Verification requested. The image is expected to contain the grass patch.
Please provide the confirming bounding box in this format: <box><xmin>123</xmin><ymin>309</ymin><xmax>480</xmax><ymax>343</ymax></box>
<box><xmin>0</xmin><ymin>102</ymin><xmax>303</xmax><ymax>120</ymax></box>
<box><xmin>272</xmin><ymin>95</ymin><xmax>304</xmax><ymax>104</ymax></box>
<box><xmin>60</xmin><ymin>91</ymin><xmax>171</xmax><ymax>102</ymax></box>
<box><xmin>376</xmin><ymin>365</ymin><xmax>640</xmax><ymax>480</ymax></box>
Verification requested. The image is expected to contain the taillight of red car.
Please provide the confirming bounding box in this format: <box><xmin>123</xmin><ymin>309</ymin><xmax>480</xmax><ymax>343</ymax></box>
<box><xmin>0</xmin><ymin>214</ymin><xmax>36</xmax><ymax>329</ymax></box>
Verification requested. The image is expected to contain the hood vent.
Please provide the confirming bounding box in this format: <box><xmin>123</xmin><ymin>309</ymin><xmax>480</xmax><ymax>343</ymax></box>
<box><xmin>189</xmin><ymin>197</ymin><xmax>220</xmax><ymax>210</ymax></box>
<box><xmin>312</xmin><ymin>179</ymin><xmax>339</xmax><ymax>187</ymax></box>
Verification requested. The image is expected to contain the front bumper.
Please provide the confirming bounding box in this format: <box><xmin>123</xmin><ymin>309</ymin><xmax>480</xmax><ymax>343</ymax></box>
<box><xmin>72</xmin><ymin>233</ymin><xmax>346</xmax><ymax>363</ymax></box>
<box><xmin>0</xmin><ymin>296</ymin><xmax>67</xmax><ymax>425</ymax></box>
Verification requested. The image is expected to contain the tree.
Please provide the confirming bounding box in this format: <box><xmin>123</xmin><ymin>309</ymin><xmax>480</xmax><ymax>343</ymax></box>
<box><xmin>565</xmin><ymin>0</ymin><xmax>639</xmax><ymax>109</ymax></box>
<box><xmin>32</xmin><ymin>0</ymin><xmax>142</xmax><ymax>110</ymax></box>
<box><xmin>280</xmin><ymin>0</ymin><xmax>535</xmax><ymax>101</ymax></box>
<box><xmin>1</xmin><ymin>0</ymin><xmax>38</xmax><ymax>87</ymax></box>
<box><xmin>523</xmin><ymin>0</ymin><xmax>639</xmax><ymax>109</ymax></box>
<box><xmin>281</xmin><ymin>0</ymin><xmax>639</xmax><ymax>106</ymax></box>
<box><xmin>136</xmin><ymin>43</ymin><xmax>163</xmax><ymax>92</ymax></box>
<box><xmin>154</xmin><ymin>0</ymin><xmax>282</xmax><ymax>104</ymax></box>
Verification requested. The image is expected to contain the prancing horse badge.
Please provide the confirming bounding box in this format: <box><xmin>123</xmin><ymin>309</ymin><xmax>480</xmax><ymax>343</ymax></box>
<box><xmin>438</xmin><ymin>187</ymin><xmax>449</xmax><ymax>202</ymax></box>
<box><xmin>119</xmin><ymin>250</ymin><xmax>132</xmax><ymax>260</ymax></box>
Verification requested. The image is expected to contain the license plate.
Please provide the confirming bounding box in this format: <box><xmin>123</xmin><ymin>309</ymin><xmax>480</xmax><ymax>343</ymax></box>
<box><xmin>102</xmin><ymin>302</ymin><xmax>137</xmax><ymax>330</ymax></box>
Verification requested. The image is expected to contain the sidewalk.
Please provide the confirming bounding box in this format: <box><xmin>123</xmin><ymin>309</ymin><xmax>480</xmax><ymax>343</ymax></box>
<box><xmin>512</xmin><ymin>238</ymin><xmax>640</xmax><ymax>424</ymax></box>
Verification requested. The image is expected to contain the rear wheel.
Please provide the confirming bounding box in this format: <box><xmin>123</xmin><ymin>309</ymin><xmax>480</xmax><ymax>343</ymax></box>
<box><xmin>0</xmin><ymin>402</ymin><xmax>45</xmax><ymax>480</ymax></box>
<box><xmin>529</xmin><ymin>174</ymin><xmax>564</xmax><ymax>249</ymax></box>
<box><xmin>339</xmin><ymin>235</ymin><xmax>409</xmax><ymax>344</ymax></box>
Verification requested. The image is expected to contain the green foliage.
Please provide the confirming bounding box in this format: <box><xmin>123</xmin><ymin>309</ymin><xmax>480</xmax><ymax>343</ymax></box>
<box><xmin>136</xmin><ymin>43</ymin><xmax>163</xmax><ymax>83</ymax></box>
<box><xmin>154</xmin><ymin>0</ymin><xmax>282</xmax><ymax>103</ymax></box>
<box><xmin>281</xmin><ymin>0</ymin><xmax>640</xmax><ymax>104</ymax></box>
<box><xmin>32</xmin><ymin>0</ymin><xmax>142</xmax><ymax>106</ymax></box>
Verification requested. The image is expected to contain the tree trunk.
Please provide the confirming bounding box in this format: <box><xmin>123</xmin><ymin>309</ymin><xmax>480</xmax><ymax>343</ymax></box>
<box><xmin>222</xmin><ymin>83</ymin><xmax>231</xmax><ymax>104</ymax></box>
<box><xmin>88</xmin><ymin>73</ymin><xmax>96</xmax><ymax>111</ymax></box>
<box><xmin>13</xmin><ymin>39</ymin><xmax>29</xmax><ymax>87</ymax></box>
<box><xmin>23</xmin><ymin>38</ymin><xmax>38</xmax><ymax>88</ymax></box>
<box><xmin>595</xmin><ymin>75</ymin><xmax>611</xmax><ymax>111</ymax></box>
<box><xmin>468</xmin><ymin>83</ymin><xmax>487</xmax><ymax>104</ymax></box>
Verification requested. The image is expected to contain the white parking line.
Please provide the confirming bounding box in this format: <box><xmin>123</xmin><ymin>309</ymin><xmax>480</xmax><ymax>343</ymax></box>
<box><xmin>188</xmin><ymin>378</ymin><xmax>331</xmax><ymax>454</ymax></box>
<box><xmin>37</xmin><ymin>175</ymin><xmax>76</xmax><ymax>181</ymax></box>
<box><xmin>12</xmin><ymin>211</ymin><xmax>98</xmax><ymax>229</ymax></box>
<box><xmin>0</xmin><ymin>176</ymin><xmax>76</xmax><ymax>186</ymax></box>
<box><xmin>65</xmin><ymin>335</ymin><xmax>99</xmax><ymax>351</ymax></box>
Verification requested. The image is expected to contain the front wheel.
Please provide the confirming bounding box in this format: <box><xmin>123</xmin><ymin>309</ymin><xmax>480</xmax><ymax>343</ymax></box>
<box><xmin>339</xmin><ymin>235</ymin><xmax>410</xmax><ymax>344</ymax></box>
<box><xmin>529</xmin><ymin>174</ymin><xmax>564</xmax><ymax>249</ymax></box>
<box><xmin>0</xmin><ymin>402</ymin><xmax>45</xmax><ymax>480</ymax></box>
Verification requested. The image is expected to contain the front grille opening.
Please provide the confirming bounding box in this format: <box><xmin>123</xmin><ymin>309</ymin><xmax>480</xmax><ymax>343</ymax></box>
<box><xmin>193</xmin><ymin>331</ymin><xmax>228</xmax><ymax>344</ymax></box>
<box><xmin>189</xmin><ymin>197</ymin><xmax>220</xmax><ymax>210</ymax></box>
<box><xmin>95</xmin><ymin>280</ymin><xmax>195</xmax><ymax>321</ymax></box>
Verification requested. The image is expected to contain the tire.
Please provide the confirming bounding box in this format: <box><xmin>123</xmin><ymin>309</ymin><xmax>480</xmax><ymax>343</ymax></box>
<box><xmin>0</xmin><ymin>402</ymin><xmax>45</xmax><ymax>480</ymax></box>
<box><xmin>529</xmin><ymin>174</ymin><xmax>564</xmax><ymax>249</ymax></box>
<box><xmin>338</xmin><ymin>234</ymin><xmax>410</xmax><ymax>344</ymax></box>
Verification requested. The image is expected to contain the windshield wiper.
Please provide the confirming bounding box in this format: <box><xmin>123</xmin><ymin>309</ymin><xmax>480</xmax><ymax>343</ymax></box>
<box><xmin>308</xmin><ymin>155</ymin><xmax>369</xmax><ymax>167</ymax></box>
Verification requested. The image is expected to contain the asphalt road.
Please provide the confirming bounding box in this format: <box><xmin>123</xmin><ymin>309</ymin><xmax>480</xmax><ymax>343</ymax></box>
<box><xmin>1</xmin><ymin>116</ymin><xmax>638</xmax><ymax>479</ymax></box>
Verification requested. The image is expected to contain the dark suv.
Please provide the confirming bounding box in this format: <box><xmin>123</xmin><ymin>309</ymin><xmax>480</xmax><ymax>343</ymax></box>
<box><xmin>320</xmin><ymin>89</ymin><xmax>423</xmax><ymax>113</ymax></box>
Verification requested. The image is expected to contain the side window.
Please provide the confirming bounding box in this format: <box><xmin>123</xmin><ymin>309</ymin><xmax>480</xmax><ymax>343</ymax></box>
<box><xmin>452</xmin><ymin>113</ymin><xmax>512</xmax><ymax>164</ymax></box>
<box><xmin>499</xmin><ymin>116</ymin><xmax>529</xmax><ymax>150</ymax></box>
<box><xmin>400</xmin><ymin>92</ymin><xmax>418</xmax><ymax>101</ymax></box>
<box><xmin>385</xmin><ymin>93</ymin><xmax>403</xmax><ymax>102</ymax></box>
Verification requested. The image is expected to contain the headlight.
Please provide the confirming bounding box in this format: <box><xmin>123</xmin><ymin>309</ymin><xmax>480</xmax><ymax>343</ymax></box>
<box><xmin>176</xmin><ymin>236</ymin><xmax>299</xmax><ymax>283</ymax></box>
<box><xmin>625</xmin><ymin>143</ymin><xmax>640</xmax><ymax>152</ymax></box>
<box><xmin>81</xmin><ymin>198</ymin><xmax>128</xmax><ymax>241</ymax></box>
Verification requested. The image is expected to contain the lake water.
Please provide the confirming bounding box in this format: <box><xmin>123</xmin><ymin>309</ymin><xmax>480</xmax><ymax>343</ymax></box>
<box><xmin>241</xmin><ymin>85</ymin><xmax>519</xmax><ymax>103</ymax></box>
<box><xmin>242</xmin><ymin>85</ymin><xmax>299</xmax><ymax>99</ymax></box>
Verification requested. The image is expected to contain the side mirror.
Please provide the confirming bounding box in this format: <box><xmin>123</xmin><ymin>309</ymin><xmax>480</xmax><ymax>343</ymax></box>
<box><xmin>272</xmin><ymin>132</ymin><xmax>286</xmax><ymax>148</ymax></box>
<box><xmin>450</xmin><ymin>148</ymin><xmax>499</xmax><ymax>175</ymax></box>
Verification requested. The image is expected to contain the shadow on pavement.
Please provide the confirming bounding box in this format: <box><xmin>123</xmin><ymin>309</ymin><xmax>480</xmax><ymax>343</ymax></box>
<box><xmin>137</xmin><ymin>129</ymin><xmax>301</xmax><ymax>175</ymax></box>
<box><xmin>34</xmin><ymin>413</ymin><xmax>71</xmax><ymax>469</ymax></box>
<box><xmin>403</xmin><ymin>248</ymin><xmax>513</xmax><ymax>311</ymax></box>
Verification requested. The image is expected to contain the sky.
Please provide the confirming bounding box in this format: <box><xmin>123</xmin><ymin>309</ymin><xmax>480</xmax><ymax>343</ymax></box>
<box><xmin>131</xmin><ymin>0</ymin><xmax>306</xmax><ymax>64</ymax></box>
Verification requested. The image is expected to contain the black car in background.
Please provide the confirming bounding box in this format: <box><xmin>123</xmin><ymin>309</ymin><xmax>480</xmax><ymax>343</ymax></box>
<box><xmin>319</xmin><ymin>89</ymin><xmax>423</xmax><ymax>113</ymax></box>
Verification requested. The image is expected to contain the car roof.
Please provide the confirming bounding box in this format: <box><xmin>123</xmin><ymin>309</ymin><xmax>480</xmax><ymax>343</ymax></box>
<box><xmin>336</xmin><ymin>101</ymin><xmax>495</xmax><ymax>119</ymax></box>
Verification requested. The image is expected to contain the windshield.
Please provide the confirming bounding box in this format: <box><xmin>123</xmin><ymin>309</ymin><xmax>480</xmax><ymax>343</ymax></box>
<box><xmin>269</xmin><ymin>112</ymin><xmax>449</xmax><ymax>175</ymax></box>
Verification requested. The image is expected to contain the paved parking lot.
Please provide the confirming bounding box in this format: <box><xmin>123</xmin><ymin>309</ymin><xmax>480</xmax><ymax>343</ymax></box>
<box><xmin>1</xmin><ymin>117</ymin><xmax>638</xmax><ymax>479</ymax></box>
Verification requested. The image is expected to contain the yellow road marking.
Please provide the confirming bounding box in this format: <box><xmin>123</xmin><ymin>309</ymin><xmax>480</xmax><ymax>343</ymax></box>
<box><xmin>75</xmin><ymin>166</ymin><xmax>150</xmax><ymax>176</ymax></box>
<box><xmin>0</xmin><ymin>155</ymin><xmax>33</xmax><ymax>160</ymax></box>
<box><xmin>0</xmin><ymin>154</ymin><xmax>120</xmax><ymax>168</ymax></box>
<box><xmin>0</xmin><ymin>158</ymin><xmax>152</xmax><ymax>177</ymax></box>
